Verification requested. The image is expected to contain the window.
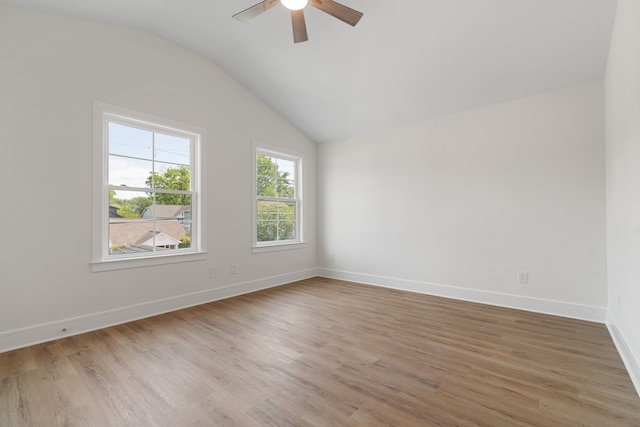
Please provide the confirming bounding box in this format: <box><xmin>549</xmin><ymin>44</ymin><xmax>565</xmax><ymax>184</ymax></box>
<box><xmin>253</xmin><ymin>144</ymin><xmax>303</xmax><ymax>251</ymax></box>
<box><xmin>93</xmin><ymin>103</ymin><xmax>205</xmax><ymax>270</ymax></box>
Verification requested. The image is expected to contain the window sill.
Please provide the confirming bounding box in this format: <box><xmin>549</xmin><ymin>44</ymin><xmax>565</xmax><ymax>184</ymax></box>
<box><xmin>92</xmin><ymin>251</ymin><xmax>207</xmax><ymax>272</ymax></box>
<box><xmin>252</xmin><ymin>242</ymin><xmax>307</xmax><ymax>254</ymax></box>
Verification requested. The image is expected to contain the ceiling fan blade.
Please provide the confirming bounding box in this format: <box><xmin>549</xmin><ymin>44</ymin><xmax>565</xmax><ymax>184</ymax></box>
<box><xmin>309</xmin><ymin>0</ymin><xmax>363</xmax><ymax>26</ymax></box>
<box><xmin>291</xmin><ymin>9</ymin><xmax>309</xmax><ymax>43</ymax></box>
<box><xmin>233</xmin><ymin>0</ymin><xmax>279</xmax><ymax>22</ymax></box>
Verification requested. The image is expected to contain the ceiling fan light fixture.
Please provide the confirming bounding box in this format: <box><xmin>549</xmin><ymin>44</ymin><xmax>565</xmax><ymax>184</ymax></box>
<box><xmin>233</xmin><ymin>0</ymin><xmax>363</xmax><ymax>43</ymax></box>
<box><xmin>281</xmin><ymin>0</ymin><xmax>308</xmax><ymax>11</ymax></box>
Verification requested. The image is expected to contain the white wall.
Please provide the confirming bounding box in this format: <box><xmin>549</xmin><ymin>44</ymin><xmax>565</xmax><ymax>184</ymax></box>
<box><xmin>318</xmin><ymin>82</ymin><xmax>607</xmax><ymax>321</ymax></box>
<box><xmin>605</xmin><ymin>0</ymin><xmax>640</xmax><ymax>394</ymax></box>
<box><xmin>0</xmin><ymin>7</ymin><xmax>316</xmax><ymax>351</ymax></box>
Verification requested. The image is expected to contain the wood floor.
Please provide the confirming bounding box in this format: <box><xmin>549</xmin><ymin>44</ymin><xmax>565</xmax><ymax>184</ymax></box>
<box><xmin>1</xmin><ymin>278</ymin><xmax>639</xmax><ymax>426</ymax></box>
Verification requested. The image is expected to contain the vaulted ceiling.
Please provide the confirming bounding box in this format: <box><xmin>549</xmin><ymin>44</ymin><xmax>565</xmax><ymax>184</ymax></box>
<box><xmin>0</xmin><ymin>0</ymin><xmax>617</xmax><ymax>142</ymax></box>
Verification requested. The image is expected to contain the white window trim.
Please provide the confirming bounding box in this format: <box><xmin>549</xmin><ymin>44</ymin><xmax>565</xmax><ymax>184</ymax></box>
<box><xmin>251</xmin><ymin>141</ymin><xmax>305</xmax><ymax>253</ymax></box>
<box><xmin>92</xmin><ymin>101</ymin><xmax>207</xmax><ymax>272</ymax></box>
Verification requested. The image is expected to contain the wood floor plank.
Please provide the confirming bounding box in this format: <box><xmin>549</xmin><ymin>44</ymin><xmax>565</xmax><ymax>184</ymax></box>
<box><xmin>1</xmin><ymin>278</ymin><xmax>639</xmax><ymax>426</ymax></box>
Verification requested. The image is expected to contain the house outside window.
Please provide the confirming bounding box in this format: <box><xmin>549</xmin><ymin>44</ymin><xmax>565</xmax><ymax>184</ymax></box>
<box><xmin>252</xmin><ymin>143</ymin><xmax>304</xmax><ymax>252</ymax></box>
<box><xmin>93</xmin><ymin>103</ymin><xmax>206</xmax><ymax>271</ymax></box>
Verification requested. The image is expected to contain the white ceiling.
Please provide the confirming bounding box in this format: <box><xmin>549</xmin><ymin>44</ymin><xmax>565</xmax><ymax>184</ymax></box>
<box><xmin>0</xmin><ymin>0</ymin><xmax>618</xmax><ymax>142</ymax></box>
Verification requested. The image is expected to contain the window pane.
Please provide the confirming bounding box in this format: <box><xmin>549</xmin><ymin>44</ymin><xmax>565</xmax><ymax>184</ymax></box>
<box><xmin>108</xmin><ymin>155</ymin><xmax>152</xmax><ymax>188</ymax></box>
<box><xmin>257</xmin><ymin>200</ymin><xmax>277</xmax><ymax>242</ymax></box>
<box><xmin>108</xmin><ymin>218</ymin><xmax>190</xmax><ymax>254</ymax></box>
<box><xmin>145</xmin><ymin>202</ymin><xmax>192</xmax><ymax>236</ymax></box>
<box><xmin>276</xmin><ymin>158</ymin><xmax>295</xmax><ymax>177</ymax></box>
<box><xmin>257</xmin><ymin>175</ymin><xmax>276</xmax><ymax>197</ymax></box>
<box><xmin>109</xmin><ymin>218</ymin><xmax>156</xmax><ymax>254</ymax></box>
<box><xmin>257</xmin><ymin>154</ymin><xmax>277</xmax><ymax>197</ymax></box>
<box><xmin>257</xmin><ymin>220</ymin><xmax>278</xmax><ymax>242</ymax></box>
<box><xmin>278</xmin><ymin>201</ymin><xmax>296</xmax><ymax>221</ymax></box>
<box><xmin>257</xmin><ymin>200</ymin><xmax>276</xmax><ymax>220</ymax></box>
<box><xmin>276</xmin><ymin>174</ymin><xmax>294</xmax><ymax>198</ymax></box>
<box><xmin>277</xmin><ymin>202</ymin><xmax>296</xmax><ymax>240</ymax></box>
<box><xmin>256</xmin><ymin>201</ymin><xmax>296</xmax><ymax>242</ymax></box>
<box><xmin>108</xmin><ymin>190</ymin><xmax>152</xmax><ymax>218</ymax></box>
<box><xmin>154</xmin><ymin>133</ymin><xmax>191</xmax><ymax>165</ymax></box>
<box><xmin>257</xmin><ymin>155</ymin><xmax>296</xmax><ymax>198</ymax></box>
<box><xmin>149</xmin><ymin>163</ymin><xmax>191</xmax><ymax>193</ymax></box>
<box><xmin>277</xmin><ymin>220</ymin><xmax>295</xmax><ymax>240</ymax></box>
<box><xmin>108</xmin><ymin>122</ymin><xmax>153</xmax><ymax>159</ymax></box>
<box><xmin>154</xmin><ymin>219</ymin><xmax>189</xmax><ymax>251</ymax></box>
<box><xmin>180</xmin><ymin>215</ymin><xmax>192</xmax><ymax>248</ymax></box>
<box><xmin>257</xmin><ymin>154</ymin><xmax>276</xmax><ymax>176</ymax></box>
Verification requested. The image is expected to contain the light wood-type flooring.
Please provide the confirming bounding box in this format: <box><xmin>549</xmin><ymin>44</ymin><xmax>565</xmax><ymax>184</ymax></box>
<box><xmin>1</xmin><ymin>277</ymin><xmax>640</xmax><ymax>426</ymax></box>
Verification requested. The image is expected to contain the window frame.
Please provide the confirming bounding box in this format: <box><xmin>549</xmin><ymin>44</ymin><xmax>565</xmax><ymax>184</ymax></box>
<box><xmin>252</xmin><ymin>142</ymin><xmax>305</xmax><ymax>252</ymax></box>
<box><xmin>92</xmin><ymin>102</ymin><xmax>206</xmax><ymax>271</ymax></box>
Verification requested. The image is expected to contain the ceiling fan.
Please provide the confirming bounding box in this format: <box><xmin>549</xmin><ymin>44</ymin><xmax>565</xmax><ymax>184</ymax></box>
<box><xmin>233</xmin><ymin>0</ymin><xmax>363</xmax><ymax>43</ymax></box>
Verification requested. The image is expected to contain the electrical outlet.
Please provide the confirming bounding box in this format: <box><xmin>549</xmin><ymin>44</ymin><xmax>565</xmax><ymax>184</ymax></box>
<box><xmin>517</xmin><ymin>271</ymin><xmax>529</xmax><ymax>284</ymax></box>
<box><xmin>209</xmin><ymin>267</ymin><xmax>217</xmax><ymax>279</ymax></box>
<box><xmin>231</xmin><ymin>264</ymin><xmax>237</xmax><ymax>274</ymax></box>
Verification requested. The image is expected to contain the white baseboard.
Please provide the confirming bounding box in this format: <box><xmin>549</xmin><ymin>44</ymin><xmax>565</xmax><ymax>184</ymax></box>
<box><xmin>0</xmin><ymin>268</ymin><xmax>317</xmax><ymax>353</ymax></box>
<box><xmin>317</xmin><ymin>268</ymin><xmax>607</xmax><ymax>323</ymax></box>
<box><xmin>607</xmin><ymin>314</ymin><xmax>640</xmax><ymax>397</ymax></box>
